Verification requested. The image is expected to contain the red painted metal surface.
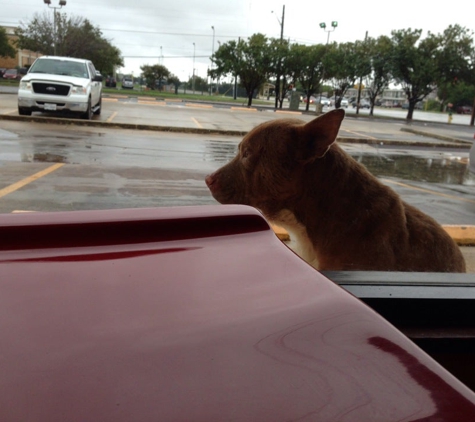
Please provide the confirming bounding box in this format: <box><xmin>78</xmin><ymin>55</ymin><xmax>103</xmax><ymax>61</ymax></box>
<box><xmin>1</xmin><ymin>205</ymin><xmax>475</xmax><ymax>421</ymax></box>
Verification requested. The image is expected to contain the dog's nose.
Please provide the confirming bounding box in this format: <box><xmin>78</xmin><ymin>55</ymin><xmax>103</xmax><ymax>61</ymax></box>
<box><xmin>205</xmin><ymin>174</ymin><xmax>215</xmax><ymax>188</ymax></box>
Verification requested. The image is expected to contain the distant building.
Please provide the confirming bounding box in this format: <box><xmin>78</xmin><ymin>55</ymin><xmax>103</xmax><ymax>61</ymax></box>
<box><xmin>346</xmin><ymin>86</ymin><xmax>438</xmax><ymax>107</ymax></box>
<box><xmin>0</xmin><ymin>25</ymin><xmax>42</xmax><ymax>69</ymax></box>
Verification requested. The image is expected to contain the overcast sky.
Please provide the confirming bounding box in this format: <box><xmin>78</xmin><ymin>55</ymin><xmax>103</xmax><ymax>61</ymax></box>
<box><xmin>2</xmin><ymin>0</ymin><xmax>474</xmax><ymax>81</ymax></box>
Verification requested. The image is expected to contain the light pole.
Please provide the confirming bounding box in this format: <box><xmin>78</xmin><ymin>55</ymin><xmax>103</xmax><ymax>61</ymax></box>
<box><xmin>318</xmin><ymin>21</ymin><xmax>337</xmax><ymax>109</ymax></box>
<box><xmin>210</xmin><ymin>26</ymin><xmax>215</xmax><ymax>95</ymax></box>
<box><xmin>192</xmin><ymin>42</ymin><xmax>196</xmax><ymax>95</ymax></box>
<box><xmin>43</xmin><ymin>0</ymin><xmax>66</xmax><ymax>56</ymax></box>
<box><xmin>319</xmin><ymin>21</ymin><xmax>338</xmax><ymax>44</ymax></box>
<box><xmin>216</xmin><ymin>41</ymin><xmax>221</xmax><ymax>94</ymax></box>
<box><xmin>160</xmin><ymin>46</ymin><xmax>163</xmax><ymax>65</ymax></box>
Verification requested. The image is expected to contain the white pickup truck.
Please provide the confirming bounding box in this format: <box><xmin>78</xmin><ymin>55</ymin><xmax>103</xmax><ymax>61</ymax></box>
<box><xmin>18</xmin><ymin>56</ymin><xmax>103</xmax><ymax>120</ymax></box>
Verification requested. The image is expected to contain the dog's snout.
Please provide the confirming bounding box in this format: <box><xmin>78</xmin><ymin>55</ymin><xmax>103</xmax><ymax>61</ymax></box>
<box><xmin>205</xmin><ymin>173</ymin><xmax>217</xmax><ymax>190</ymax></box>
<box><xmin>205</xmin><ymin>174</ymin><xmax>213</xmax><ymax>186</ymax></box>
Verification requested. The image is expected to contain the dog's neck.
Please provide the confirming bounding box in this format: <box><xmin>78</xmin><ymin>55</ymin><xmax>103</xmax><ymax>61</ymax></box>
<box><xmin>266</xmin><ymin>144</ymin><xmax>405</xmax><ymax>269</ymax></box>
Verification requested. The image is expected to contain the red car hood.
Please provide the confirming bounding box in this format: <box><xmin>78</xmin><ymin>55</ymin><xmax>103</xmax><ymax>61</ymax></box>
<box><xmin>1</xmin><ymin>205</ymin><xmax>474</xmax><ymax>421</ymax></box>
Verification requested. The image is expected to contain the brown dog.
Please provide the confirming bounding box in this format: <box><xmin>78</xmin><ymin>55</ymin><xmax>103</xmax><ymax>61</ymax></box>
<box><xmin>205</xmin><ymin>109</ymin><xmax>466</xmax><ymax>272</ymax></box>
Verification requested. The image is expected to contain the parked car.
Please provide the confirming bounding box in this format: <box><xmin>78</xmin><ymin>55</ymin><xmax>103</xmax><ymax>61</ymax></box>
<box><xmin>300</xmin><ymin>95</ymin><xmax>316</xmax><ymax>103</ymax></box>
<box><xmin>402</xmin><ymin>102</ymin><xmax>425</xmax><ymax>110</ymax></box>
<box><xmin>122</xmin><ymin>76</ymin><xmax>134</xmax><ymax>89</ymax></box>
<box><xmin>456</xmin><ymin>105</ymin><xmax>473</xmax><ymax>114</ymax></box>
<box><xmin>0</xmin><ymin>68</ymin><xmax>6</xmax><ymax>78</ymax></box>
<box><xmin>3</xmin><ymin>68</ymin><xmax>20</xmax><ymax>80</ymax></box>
<box><xmin>105</xmin><ymin>76</ymin><xmax>117</xmax><ymax>87</ymax></box>
<box><xmin>353</xmin><ymin>99</ymin><xmax>370</xmax><ymax>109</ymax></box>
<box><xmin>17</xmin><ymin>55</ymin><xmax>103</xmax><ymax>120</ymax></box>
<box><xmin>340</xmin><ymin>98</ymin><xmax>349</xmax><ymax>108</ymax></box>
<box><xmin>2</xmin><ymin>205</ymin><xmax>475</xmax><ymax>421</ymax></box>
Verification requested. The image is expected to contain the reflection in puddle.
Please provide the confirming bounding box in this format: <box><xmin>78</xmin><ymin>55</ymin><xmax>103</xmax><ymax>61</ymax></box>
<box><xmin>353</xmin><ymin>154</ymin><xmax>473</xmax><ymax>186</ymax></box>
<box><xmin>203</xmin><ymin>138</ymin><xmax>473</xmax><ymax>186</ymax></box>
<box><xmin>22</xmin><ymin>153</ymin><xmax>67</xmax><ymax>163</ymax></box>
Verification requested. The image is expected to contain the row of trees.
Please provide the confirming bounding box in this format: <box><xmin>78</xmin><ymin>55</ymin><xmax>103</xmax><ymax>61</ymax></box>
<box><xmin>12</xmin><ymin>12</ymin><xmax>123</xmax><ymax>76</ymax></box>
<box><xmin>4</xmin><ymin>14</ymin><xmax>474</xmax><ymax>122</ymax></box>
<box><xmin>209</xmin><ymin>25</ymin><xmax>475</xmax><ymax>120</ymax></box>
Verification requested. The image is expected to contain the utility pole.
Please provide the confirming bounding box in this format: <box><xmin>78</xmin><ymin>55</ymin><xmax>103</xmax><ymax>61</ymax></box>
<box><xmin>233</xmin><ymin>37</ymin><xmax>240</xmax><ymax>100</ymax></box>
<box><xmin>356</xmin><ymin>31</ymin><xmax>368</xmax><ymax>115</ymax></box>
<box><xmin>272</xmin><ymin>5</ymin><xmax>285</xmax><ymax>109</ymax></box>
<box><xmin>210</xmin><ymin>26</ymin><xmax>215</xmax><ymax>95</ymax></box>
<box><xmin>192</xmin><ymin>42</ymin><xmax>196</xmax><ymax>94</ymax></box>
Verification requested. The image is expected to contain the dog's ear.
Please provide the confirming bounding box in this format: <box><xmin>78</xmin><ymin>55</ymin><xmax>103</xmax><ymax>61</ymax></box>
<box><xmin>298</xmin><ymin>109</ymin><xmax>345</xmax><ymax>162</ymax></box>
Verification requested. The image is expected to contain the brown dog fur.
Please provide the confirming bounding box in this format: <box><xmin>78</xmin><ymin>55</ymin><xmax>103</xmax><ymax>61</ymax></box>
<box><xmin>205</xmin><ymin>109</ymin><xmax>466</xmax><ymax>272</ymax></box>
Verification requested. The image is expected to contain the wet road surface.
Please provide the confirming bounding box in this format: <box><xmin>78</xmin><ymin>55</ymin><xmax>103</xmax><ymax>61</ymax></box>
<box><xmin>0</xmin><ymin>119</ymin><xmax>473</xmax><ymax>226</ymax></box>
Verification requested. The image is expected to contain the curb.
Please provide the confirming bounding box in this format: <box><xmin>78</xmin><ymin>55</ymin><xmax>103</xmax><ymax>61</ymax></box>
<box><xmin>0</xmin><ymin>114</ymin><xmax>472</xmax><ymax>149</ymax></box>
<box><xmin>443</xmin><ymin>226</ymin><xmax>475</xmax><ymax>246</ymax></box>
<box><xmin>400</xmin><ymin>127</ymin><xmax>473</xmax><ymax>146</ymax></box>
<box><xmin>271</xmin><ymin>225</ymin><xmax>475</xmax><ymax>246</ymax></box>
<box><xmin>0</xmin><ymin>114</ymin><xmax>248</xmax><ymax>137</ymax></box>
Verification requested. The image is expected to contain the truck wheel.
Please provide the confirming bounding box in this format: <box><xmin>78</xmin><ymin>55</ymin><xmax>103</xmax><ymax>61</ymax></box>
<box><xmin>81</xmin><ymin>98</ymin><xmax>92</xmax><ymax>120</ymax></box>
<box><xmin>93</xmin><ymin>97</ymin><xmax>101</xmax><ymax>115</ymax></box>
<box><xmin>18</xmin><ymin>107</ymin><xmax>32</xmax><ymax>116</ymax></box>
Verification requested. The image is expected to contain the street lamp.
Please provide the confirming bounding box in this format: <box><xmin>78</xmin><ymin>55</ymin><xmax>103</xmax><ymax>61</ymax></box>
<box><xmin>192</xmin><ymin>42</ymin><xmax>196</xmax><ymax>94</ymax></box>
<box><xmin>319</xmin><ymin>21</ymin><xmax>338</xmax><ymax>44</ymax></box>
<box><xmin>43</xmin><ymin>0</ymin><xmax>67</xmax><ymax>56</ymax></box>
<box><xmin>319</xmin><ymin>21</ymin><xmax>338</xmax><ymax>109</ymax></box>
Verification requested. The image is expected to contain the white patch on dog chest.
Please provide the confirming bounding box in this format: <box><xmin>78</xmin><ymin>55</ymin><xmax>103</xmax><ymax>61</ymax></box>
<box><xmin>271</xmin><ymin>209</ymin><xmax>319</xmax><ymax>269</ymax></box>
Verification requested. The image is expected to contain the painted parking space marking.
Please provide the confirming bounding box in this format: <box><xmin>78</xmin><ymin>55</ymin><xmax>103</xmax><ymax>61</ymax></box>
<box><xmin>275</xmin><ymin>110</ymin><xmax>302</xmax><ymax>115</ymax></box>
<box><xmin>230</xmin><ymin>107</ymin><xmax>258</xmax><ymax>112</ymax></box>
<box><xmin>382</xmin><ymin>179</ymin><xmax>475</xmax><ymax>205</ymax></box>
<box><xmin>192</xmin><ymin>117</ymin><xmax>203</xmax><ymax>128</ymax></box>
<box><xmin>185</xmin><ymin>103</ymin><xmax>213</xmax><ymax>109</ymax></box>
<box><xmin>106</xmin><ymin>111</ymin><xmax>118</xmax><ymax>122</ymax></box>
<box><xmin>0</xmin><ymin>163</ymin><xmax>64</xmax><ymax>199</ymax></box>
<box><xmin>342</xmin><ymin>129</ymin><xmax>378</xmax><ymax>140</ymax></box>
<box><xmin>138</xmin><ymin>100</ymin><xmax>166</xmax><ymax>106</ymax></box>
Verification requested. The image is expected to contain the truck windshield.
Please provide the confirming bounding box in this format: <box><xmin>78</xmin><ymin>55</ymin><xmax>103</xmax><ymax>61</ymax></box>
<box><xmin>29</xmin><ymin>59</ymin><xmax>88</xmax><ymax>79</ymax></box>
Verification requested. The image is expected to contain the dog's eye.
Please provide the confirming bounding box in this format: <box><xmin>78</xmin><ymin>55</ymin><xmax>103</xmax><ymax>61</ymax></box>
<box><xmin>242</xmin><ymin>149</ymin><xmax>250</xmax><ymax>159</ymax></box>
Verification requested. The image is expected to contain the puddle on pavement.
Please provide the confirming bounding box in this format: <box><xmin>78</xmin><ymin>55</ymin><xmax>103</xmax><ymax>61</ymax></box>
<box><xmin>354</xmin><ymin>154</ymin><xmax>473</xmax><ymax>185</ymax></box>
<box><xmin>204</xmin><ymin>140</ymin><xmax>473</xmax><ymax>186</ymax></box>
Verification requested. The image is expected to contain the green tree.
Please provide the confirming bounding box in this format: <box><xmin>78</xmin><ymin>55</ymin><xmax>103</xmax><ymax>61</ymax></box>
<box><xmin>270</xmin><ymin>38</ymin><xmax>306</xmax><ymax>109</ymax></box>
<box><xmin>0</xmin><ymin>27</ymin><xmax>16</xmax><ymax>58</ymax></box>
<box><xmin>15</xmin><ymin>12</ymin><xmax>123</xmax><ymax>75</ymax></box>
<box><xmin>210</xmin><ymin>34</ymin><xmax>273</xmax><ymax>106</ymax></box>
<box><xmin>439</xmin><ymin>81</ymin><xmax>475</xmax><ymax>108</ymax></box>
<box><xmin>389</xmin><ymin>29</ymin><xmax>441</xmax><ymax>120</ymax></box>
<box><xmin>434</xmin><ymin>25</ymin><xmax>475</xmax><ymax>111</ymax></box>
<box><xmin>364</xmin><ymin>35</ymin><xmax>394</xmax><ymax>115</ymax></box>
<box><xmin>193</xmin><ymin>75</ymin><xmax>208</xmax><ymax>94</ymax></box>
<box><xmin>168</xmin><ymin>74</ymin><xmax>181</xmax><ymax>94</ymax></box>
<box><xmin>324</xmin><ymin>42</ymin><xmax>360</xmax><ymax>108</ymax></box>
<box><xmin>15</xmin><ymin>12</ymin><xmax>54</xmax><ymax>54</ymax></box>
<box><xmin>292</xmin><ymin>44</ymin><xmax>326</xmax><ymax>111</ymax></box>
<box><xmin>140</xmin><ymin>64</ymin><xmax>170</xmax><ymax>90</ymax></box>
